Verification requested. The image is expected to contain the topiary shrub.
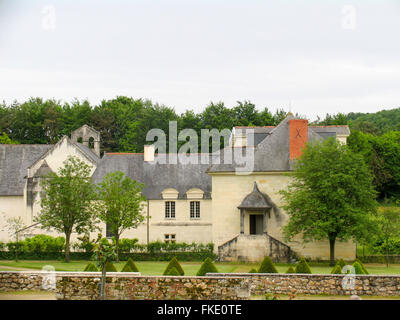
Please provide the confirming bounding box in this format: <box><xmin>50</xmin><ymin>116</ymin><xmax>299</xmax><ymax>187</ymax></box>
<box><xmin>196</xmin><ymin>257</ymin><xmax>219</xmax><ymax>276</ymax></box>
<box><xmin>249</xmin><ymin>268</ymin><xmax>258</xmax><ymax>273</ymax></box>
<box><xmin>354</xmin><ymin>258</ymin><xmax>368</xmax><ymax>274</ymax></box>
<box><xmin>105</xmin><ymin>261</ymin><xmax>117</xmax><ymax>272</ymax></box>
<box><xmin>336</xmin><ymin>258</ymin><xmax>346</xmax><ymax>270</ymax></box>
<box><xmin>121</xmin><ymin>264</ymin><xmax>133</xmax><ymax>272</ymax></box>
<box><xmin>258</xmin><ymin>256</ymin><xmax>278</xmax><ymax>273</ymax></box>
<box><xmin>352</xmin><ymin>261</ymin><xmax>365</xmax><ymax>275</ymax></box>
<box><xmin>83</xmin><ymin>262</ymin><xmax>98</xmax><ymax>272</ymax></box>
<box><xmin>295</xmin><ymin>257</ymin><xmax>312</xmax><ymax>274</ymax></box>
<box><xmin>330</xmin><ymin>264</ymin><xmax>342</xmax><ymax>274</ymax></box>
<box><xmin>122</xmin><ymin>258</ymin><xmax>139</xmax><ymax>272</ymax></box>
<box><xmin>163</xmin><ymin>257</ymin><xmax>184</xmax><ymax>275</ymax></box>
<box><xmin>285</xmin><ymin>266</ymin><xmax>295</xmax><ymax>273</ymax></box>
<box><xmin>166</xmin><ymin>267</ymin><xmax>181</xmax><ymax>276</ymax></box>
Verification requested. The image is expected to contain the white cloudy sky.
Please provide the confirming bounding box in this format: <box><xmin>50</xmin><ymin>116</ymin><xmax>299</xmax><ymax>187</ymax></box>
<box><xmin>0</xmin><ymin>0</ymin><xmax>399</xmax><ymax>120</ymax></box>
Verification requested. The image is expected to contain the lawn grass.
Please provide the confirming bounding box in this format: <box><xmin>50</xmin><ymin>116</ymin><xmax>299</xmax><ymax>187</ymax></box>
<box><xmin>0</xmin><ymin>260</ymin><xmax>400</xmax><ymax>275</ymax></box>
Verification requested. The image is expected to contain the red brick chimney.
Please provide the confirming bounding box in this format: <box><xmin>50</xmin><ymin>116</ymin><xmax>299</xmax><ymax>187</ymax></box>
<box><xmin>289</xmin><ymin>119</ymin><xmax>308</xmax><ymax>160</ymax></box>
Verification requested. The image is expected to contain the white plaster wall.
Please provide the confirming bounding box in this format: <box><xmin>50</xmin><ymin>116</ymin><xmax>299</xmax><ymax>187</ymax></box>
<box><xmin>0</xmin><ymin>196</ymin><xmax>25</xmax><ymax>242</ymax></box>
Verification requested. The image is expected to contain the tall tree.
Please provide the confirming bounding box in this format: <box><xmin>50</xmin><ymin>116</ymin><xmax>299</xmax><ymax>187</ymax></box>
<box><xmin>280</xmin><ymin>138</ymin><xmax>378</xmax><ymax>265</ymax></box>
<box><xmin>94</xmin><ymin>171</ymin><xmax>146</xmax><ymax>262</ymax></box>
<box><xmin>36</xmin><ymin>156</ymin><xmax>97</xmax><ymax>262</ymax></box>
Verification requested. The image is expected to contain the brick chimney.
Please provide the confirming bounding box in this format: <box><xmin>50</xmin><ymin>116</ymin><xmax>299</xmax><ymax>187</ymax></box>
<box><xmin>289</xmin><ymin>119</ymin><xmax>308</xmax><ymax>160</ymax></box>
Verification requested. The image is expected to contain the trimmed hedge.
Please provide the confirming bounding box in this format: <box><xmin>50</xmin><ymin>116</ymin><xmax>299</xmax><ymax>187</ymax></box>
<box><xmin>163</xmin><ymin>257</ymin><xmax>184</xmax><ymax>276</ymax></box>
<box><xmin>295</xmin><ymin>257</ymin><xmax>312</xmax><ymax>274</ymax></box>
<box><xmin>121</xmin><ymin>258</ymin><xmax>139</xmax><ymax>272</ymax></box>
<box><xmin>354</xmin><ymin>258</ymin><xmax>369</xmax><ymax>274</ymax></box>
<box><xmin>248</xmin><ymin>268</ymin><xmax>258</xmax><ymax>273</ymax></box>
<box><xmin>83</xmin><ymin>262</ymin><xmax>99</xmax><ymax>272</ymax></box>
<box><xmin>352</xmin><ymin>261</ymin><xmax>365</xmax><ymax>275</ymax></box>
<box><xmin>105</xmin><ymin>262</ymin><xmax>117</xmax><ymax>272</ymax></box>
<box><xmin>196</xmin><ymin>258</ymin><xmax>218</xmax><ymax>276</ymax></box>
<box><xmin>285</xmin><ymin>266</ymin><xmax>295</xmax><ymax>273</ymax></box>
<box><xmin>330</xmin><ymin>264</ymin><xmax>342</xmax><ymax>274</ymax></box>
<box><xmin>0</xmin><ymin>251</ymin><xmax>216</xmax><ymax>261</ymax></box>
<box><xmin>166</xmin><ymin>267</ymin><xmax>181</xmax><ymax>276</ymax></box>
<box><xmin>258</xmin><ymin>256</ymin><xmax>278</xmax><ymax>273</ymax></box>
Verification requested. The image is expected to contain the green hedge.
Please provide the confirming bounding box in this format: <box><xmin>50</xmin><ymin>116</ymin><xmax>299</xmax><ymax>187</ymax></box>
<box><xmin>0</xmin><ymin>250</ymin><xmax>216</xmax><ymax>261</ymax></box>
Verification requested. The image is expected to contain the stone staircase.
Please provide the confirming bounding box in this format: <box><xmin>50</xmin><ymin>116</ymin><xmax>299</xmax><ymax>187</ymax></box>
<box><xmin>217</xmin><ymin>234</ymin><xmax>294</xmax><ymax>263</ymax></box>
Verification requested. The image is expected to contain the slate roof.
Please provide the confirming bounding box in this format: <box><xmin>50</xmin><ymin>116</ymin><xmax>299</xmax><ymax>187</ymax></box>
<box><xmin>238</xmin><ymin>182</ymin><xmax>273</xmax><ymax>209</ymax></box>
<box><xmin>0</xmin><ymin>144</ymin><xmax>52</xmax><ymax>196</ymax></box>
<box><xmin>91</xmin><ymin>153</ymin><xmax>213</xmax><ymax>200</ymax></box>
<box><xmin>208</xmin><ymin>114</ymin><xmax>350</xmax><ymax>173</ymax></box>
<box><xmin>73</xmin><ymin>142</ymin><xmax>100</xmax><ymax>164</ymax></box>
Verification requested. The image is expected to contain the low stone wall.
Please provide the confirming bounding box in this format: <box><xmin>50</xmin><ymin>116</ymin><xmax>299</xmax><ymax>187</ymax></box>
<box><xmin>56</xmin><ymin>273</ymin><xmax>246</xmax><ymax>300</ymax></box>
<box><xmin>2</xmin><ymin>271</ymin><xmax>400</xmax><ymax>298</ymax></box>
<box><xmin>208</xmin><ymin>273</ymin><xmax>400</xmax><ymax>297</ymax></box>
<box><xmin>0</xmin><ymin>271</ymin><xmax>52</xmax><ymax>291</ymax></box>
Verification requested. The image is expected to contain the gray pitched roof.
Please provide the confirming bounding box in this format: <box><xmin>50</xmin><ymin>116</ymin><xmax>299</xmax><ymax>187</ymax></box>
<box><xmin>208</xmin><ymin>115</ymin><xmax>350</xmax><ymax>173</ymax></box>
<box><xmin>0</xmin><ymin>144</ymin><xmax>52</xmax><ymax>196</ymax></box>
<box><xmin>74</xmin><ymin>142</ymin><xmax>100</xmax><ymax>164</ymax></box>
<box><xmin>92</xmin><ymin>153</ymin><xmax>212</xmax><ymax>200</ymax></box>
<box><xmin>238</xmin><ymin>182</ymin><xmax>273</xmax><ymax>209</ymax></box>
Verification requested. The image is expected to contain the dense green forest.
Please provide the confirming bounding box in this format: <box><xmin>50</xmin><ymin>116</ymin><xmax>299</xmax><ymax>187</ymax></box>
<box><xmin>1</xmin><ymin>96</ymin><xmax>400</xmax><ymax>200</ymax></box>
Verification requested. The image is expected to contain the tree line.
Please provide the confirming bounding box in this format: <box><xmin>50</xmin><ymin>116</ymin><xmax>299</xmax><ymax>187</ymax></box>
<box><xmin>0</xmin><ymin>97</ymin><xmax>289</xmax><ymax>153</ymax></box>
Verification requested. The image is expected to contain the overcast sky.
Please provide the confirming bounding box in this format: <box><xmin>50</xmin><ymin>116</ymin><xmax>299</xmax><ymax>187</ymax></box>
<box><xmin>0</xmin><ymin>0</ymin><xmax>399</xmax><ymax>120</ymax></box>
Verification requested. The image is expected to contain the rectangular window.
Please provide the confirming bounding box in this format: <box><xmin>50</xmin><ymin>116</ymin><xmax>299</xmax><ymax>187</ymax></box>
<box><xmin>190</xmin><ymin>201</ymin><xmax>200</xmax><ymax>219</ymax></box>
<box><xmin>165</xmin><ymin>201</ymin><xmax>175</xmax><ymax>219</ymax></box>
<box><xmin>106</xmin><ymin>222</ymin><xmax>115</xmax><ymax>238</ymax></box>
<box><xmin>164</xmin><ymin>234</ymin><xmax>176</xmax><ymax>243</ymax></box>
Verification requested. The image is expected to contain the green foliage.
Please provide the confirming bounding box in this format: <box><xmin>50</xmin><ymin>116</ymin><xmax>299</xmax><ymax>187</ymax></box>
<box><xmin>248</xmin><ymin>268</ymin><xmax>258</xmax><ymax>273</ymax></box>
<box><xmin>36</xmin><ymin>156</ymin><xmax>97</xmax><ymax>262</ymax></box>
<box><xmin>105</xmin><ymin>261</ymin><xmax>117</xmax><ymax>272</ymax></box>
<box><xmin>285</xmin><ymin>266</ymin><xmax>295</xmax><ymax>273</ymax></box>
<box><xmin>122</xmin><ymin>258</ymin><xmax>139</xmax><ymax>272</ymax></box>
<box><xmin>163</xmin><ymin>257</ymin><xmax>184</xmax><ymax>276</ymax></box>
<box><xmin>4</xmin><ymin>235</ymin><xmax>64</xmax><ymax>254</ymax></box>
<box><xmin>257</xmin><ymin>256</ymin><xmax>278</xmax><ymax>273</ymax></box>
<box><xmin>280</xmin><ymin>137</ymin><xmax>378</xmax><ymax>264</ymax></box>
<box><xmin>196</xmin><ymin>257</ymin><xmax>219</xmax><ymax>276</ymax></box>
<box><xmin>166</xmin><ymin>267</ymin><xmax>181</xmax><ymax>276</ymax></box>
<box><xmin>118</xmin><ymin>238</ymin><xmax>139</xmax><ymax>253</ymax></box>
<box><xmin>295</xmin><ymin>258</ymin><xmax>312</xmax><ymax>274</ymax></box>
<box><xmin>83</xmin><ymin>262</ymin><xmax>99</xmax><ymax>272</ymax></box>
<box><xmin>93</xmin><ymin>238</ymin><xmax>117</xmax><ymax>271</ymax></box>
<box><xmin>352</xmin><ymin>261</ymin><xmax>365</xmax><ymax>275</ymax></box>
<box><xmin>121</xmin><ymin>264</ymin><xmax>133</xmax><ymax>272</ymax></box>
<box><xmin>331</xmin><ymin>264</ymin><xmax>342</xmax><ymax>274</ymax></box>
<box><xmin>94</xmin><ymin>171</ymin><xmax>146</xmax><ymax>261</ymax></box>
<box><xmin>354</xmin><ymin>258</ymin><xmax>369</xmax><ymax>274</ymax></box>
<box><xmin>336</xmin><ymin>258</ymin><xmax>346</xmax><ymax>270</ymax></box>
<box><xmin>0</xmin><ymin>132</ymin><xmax>18</xmax><ymax>144</ymax></box>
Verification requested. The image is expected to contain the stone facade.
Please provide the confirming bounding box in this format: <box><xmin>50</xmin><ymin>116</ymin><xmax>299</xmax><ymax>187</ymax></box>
<box><xmin>2</xmin><ymin>271</ymin><xmax>400</xmax><ymax>299</ymax></box>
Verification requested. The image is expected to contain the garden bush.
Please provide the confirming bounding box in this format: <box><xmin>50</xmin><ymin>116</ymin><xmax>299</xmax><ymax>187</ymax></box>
<box><xmin>105</xmin><ymin>262</ymin><xmax>117</xmax><ymax>272</ymax></box>
<box><xmin>196</xmin><ymin>257</ymin><xmax>218</xmax><ymax>276</ymax></box>
<box><xmin>258</xmin><ymin>256</ymin><xmax>278</xmax><ymax>273</ymax></box>
<box><xmin>354</xmin><ymin>258</ymin><xmax>369</xmax><ymax>274</ymax></box>
<box><xmin>248</xmin><ymin>268</ymin><xmax>258</xmax><ymax>273</ymax></box>
<box><xmin>118</xmin><ymin>238</ymin><xmax>139</xmax><ymax>253</ymax></box>
<box><xmin>285</xmin><ymin>266</ymin><xmax>295</xmax><ymax>273</ymax></box>
<box><xmin>330</xmin><ymin>264</ymin><xmax>342</xmax><ymax>274</ymax></box>
<box><xmin>121</xmin><ymin>258</ymin><xmax>139</xmax><ymax>272</ymax></box>
<box><xmin>83</xmin><ymin>262</ymin><xmax>99</xmax><ymax>272</ymax></box>
<box><xmin>295</xmin><ymin>257</ymin><xmax>312</xmax><ymax>274</ymax></box>
<box><xmin>121</xmin><ymin>264</ymin><xmax>133</xmax><ymax>272</ymax></box>
<box><xmin>352</xmin><ymin>261</ymin><xmax>365</xmax><ymax>275</ymax></box>
<box><xmin>163</xmin><ymin>257</ymin><xmax>184</xmax><ymax>275</ymax></box>
<box><xmin>336</xmin><ymin>258</ymin><xmax>346</xmax><ymax>269</ymax></box>
<box><xmin>166</xmin><ymin>267</ymin><xmax>181</xmax><ymax>276</ymax></box>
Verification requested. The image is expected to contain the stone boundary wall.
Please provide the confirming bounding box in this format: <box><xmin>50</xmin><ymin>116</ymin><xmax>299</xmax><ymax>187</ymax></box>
<box><xmin>1</xmin><ymin>271</ymin><xmax>400</xmax><ymax>299</ymax></box>
<box><xmin>207</xmin><ymin>273</ymin><xmax>400</xmax><ymax>297</ymax></box>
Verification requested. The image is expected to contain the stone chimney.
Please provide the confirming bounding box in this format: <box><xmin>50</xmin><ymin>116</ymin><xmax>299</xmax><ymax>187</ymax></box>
<box><xmin>289</xmin><ymin>119</ymin><xmax>308</xmax><ymax>160</ymax></box>
<box><xmin>144</xmin><ymin>145</ymin><xmax>155</xmax><ymax>162</ymax></box>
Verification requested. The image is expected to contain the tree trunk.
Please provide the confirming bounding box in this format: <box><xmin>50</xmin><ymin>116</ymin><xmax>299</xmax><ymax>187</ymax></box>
<box><xmin>101</xmin><ymin>265</ymin><xmax>106</xmax><ymax>300</ymax></box>
<box><xmin>115</xmin><ymin>234</ymin><xmax>120</xmax><ymax>263</ymax></box>
<box><xmin>65</xmin><ymin>233</ymin><xmax>71</xmax><ymax>263</ymax></box>
<box><xmin>386</xmin><ymin>237</ymin><xmax>389</xmax><ymax>268</ymax></box>
<box><xmin>329</xmin><ymin>237</ymin><xmax>336</xmax><ymax>266</ymax></box>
